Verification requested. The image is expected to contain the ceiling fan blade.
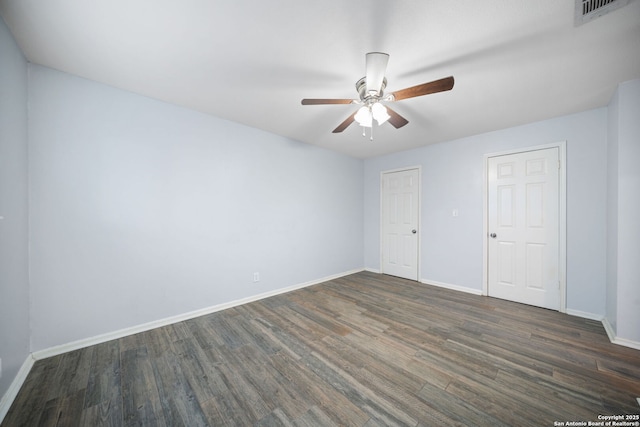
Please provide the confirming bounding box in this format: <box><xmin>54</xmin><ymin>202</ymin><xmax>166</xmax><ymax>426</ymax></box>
<box><xmin>390</xmin><ymin>76</ymin><xmax>454</xmax><ymax>101</ymax></box>
<box><xmin>385</xmin><ymin>106</ymin><xmax>409</xmax><ymax>129</ymax></box>
<box><xmin>301</xmin><ymin>98</ymin><xmax>354</xmax><ymax>105</ymax></box>
<box><xmin>365</xmin><ymin>52</ymin><xmax>389</xmax><ymax>95</ymax></box>
<box><xmin>332</xmin><ymin>112</ymin><xmax>356</xmax><ymax>133</ymax></box>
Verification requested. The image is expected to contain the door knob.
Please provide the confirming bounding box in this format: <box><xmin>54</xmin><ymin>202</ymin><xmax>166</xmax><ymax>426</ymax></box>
<box><xmin>490</xmin><ymin>233</ymin><xmax>497</xmax><ymax>238</ymax></box>
<box><xmin>412</xmin><ymin>229</ymin><xmax>417</xmax><ymax>234</ymax></box>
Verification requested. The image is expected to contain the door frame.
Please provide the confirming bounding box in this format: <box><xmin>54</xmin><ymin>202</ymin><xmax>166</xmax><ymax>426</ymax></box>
<box><xmin>380</xmin><ymin>166</ymin><xmax>422</xmax><ymax>281</ymax></box>
<box><xmin>482</xmin><ymin>141</ymin><xmax>567</xmax><ymax>312</ymax></box>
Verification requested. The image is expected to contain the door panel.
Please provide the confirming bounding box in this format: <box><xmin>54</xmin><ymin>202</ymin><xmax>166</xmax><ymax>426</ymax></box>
<box><xmin>488</xmin><ymin>148</ymin><xmax>559</xmax><ymax>310</ymax></box>
<box><xmin>498</xmin><ymin>185</ymin><xmax>515</xmax><ymax>227</ymax></box>
<box><xmin>498</xmin><ymin>241</ymin><xmax>515</xmax><ymax>285</ymax></box>
<box><xmin>382</xmin><ymin>168</ymin><xmax>419</xmax><ymax>281</ymax></box>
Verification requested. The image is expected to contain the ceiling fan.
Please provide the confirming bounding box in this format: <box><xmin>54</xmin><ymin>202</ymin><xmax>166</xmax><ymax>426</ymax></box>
<box><xmin>301</xmin><ymin>52</ymin><xmax>454</xmax><ymax>136</ymax></box>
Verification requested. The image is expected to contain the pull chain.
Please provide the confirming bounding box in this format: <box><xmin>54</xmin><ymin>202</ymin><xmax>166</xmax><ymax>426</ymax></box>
<box><xmin>361</xmin><ymin>125</ymin><xmax>374</xmax><ymax>141</ymax></box>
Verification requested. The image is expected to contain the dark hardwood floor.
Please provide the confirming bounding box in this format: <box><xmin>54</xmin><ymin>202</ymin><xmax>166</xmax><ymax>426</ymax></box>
<box><xmin>3</xmin><ymin>271</ymin><xmax>640</xmax><ymax>426</ymax></box>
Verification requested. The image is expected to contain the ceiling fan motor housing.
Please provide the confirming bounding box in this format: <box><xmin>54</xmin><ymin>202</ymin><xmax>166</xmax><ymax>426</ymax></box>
<box><xmin>356</xmin><ymin>76</ymin><xmax>387</xmax><ymax>102</ymax></box>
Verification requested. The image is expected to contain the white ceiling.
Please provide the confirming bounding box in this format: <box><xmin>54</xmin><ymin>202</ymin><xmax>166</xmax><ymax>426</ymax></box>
<box><xmin>1</xmin><ymin>1</ymin><xmax>639</xmax><ymax>158</ymax></box>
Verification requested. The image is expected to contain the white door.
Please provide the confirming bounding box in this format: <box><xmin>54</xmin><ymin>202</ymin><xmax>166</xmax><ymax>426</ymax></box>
<box><xmin>381</xmin><ymin>168</ymin><xmax>419</xmax><ymax>281</ymax></box>
<box><xmin>487</xmin><ymin>148</ymin><xmax>559</xmax><ymax>310</ymax></box>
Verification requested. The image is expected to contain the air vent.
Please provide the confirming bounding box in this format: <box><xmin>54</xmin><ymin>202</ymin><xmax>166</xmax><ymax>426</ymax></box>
<box><xmin>575</xmin><ymin>0</ymin><xmax>632</xmax><ymax>26</ymax></box>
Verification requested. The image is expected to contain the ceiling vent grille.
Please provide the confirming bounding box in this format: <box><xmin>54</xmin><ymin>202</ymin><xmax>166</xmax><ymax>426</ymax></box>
<box><xmin>575</xmin><ymin>0</ymin><xmax>632</xmax><ymax>25</ymax></box>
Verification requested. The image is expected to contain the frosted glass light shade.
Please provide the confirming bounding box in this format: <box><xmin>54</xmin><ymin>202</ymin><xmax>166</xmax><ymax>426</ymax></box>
<box><xmin>354</xmin><ymin>106</ymin><xmax>372</xmax><ymax>127</ymax></box>
<box><xmin>371</xmin><ymin>102</ymin><xmax>390</xmax><ymax>125</ymax></box>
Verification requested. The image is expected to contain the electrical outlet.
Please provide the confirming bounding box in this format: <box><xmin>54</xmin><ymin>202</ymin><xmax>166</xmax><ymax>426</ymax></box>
<box><xmin>253</xmin><ymin>272</ymin><xmax>260</xmax><ymax>282</ymax></box>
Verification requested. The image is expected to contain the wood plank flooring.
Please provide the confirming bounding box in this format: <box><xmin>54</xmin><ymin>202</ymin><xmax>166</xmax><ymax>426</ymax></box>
<box><xmin>3</xmin><ymin>271</ymin><xmax>640</xmax><ymax>426</ymax></box>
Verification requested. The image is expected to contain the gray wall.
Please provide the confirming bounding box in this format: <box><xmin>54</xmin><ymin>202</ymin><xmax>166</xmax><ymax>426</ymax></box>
<box><xmin>364</xmin><ymin>108</ymin><xmax>609</xmax><ymax>316</ymax></box>
<box><xmin>0</xmin><ymin>17</ymin><xmax>30</xmax><ymax>400</ymax></box>
<box><xmin>28</xmin><ymin>65</ymin><xmax>364</xmax><ymax>351</ymax></box>
<box><xmin>606</xmin><ymin>86</ymin><xmax>619</xmax><ymax>334</ymax></box>
<box><xmin>607</xmin><ymin>79</ymin><xmax>640</xmax><ymax>343</ymax></box>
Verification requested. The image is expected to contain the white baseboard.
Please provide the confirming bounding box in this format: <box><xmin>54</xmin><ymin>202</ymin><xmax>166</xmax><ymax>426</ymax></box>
<box><xmin>601</xmin><ymin>316</ymin><xmax>617</xmax><ymax>343</ymax></box>
<box><xmin>611</xmin><ymin>336</ymin><xmax>640</xmax><ymax>351</ymax></box>
<box><xmin>565</xmin><ymin>309</ymin><xmax>604</xmax><ymax>321</ymax></box>
<box><xmin>364</xmin><ymin>267</ymin><xmax>381</xmax><ymax>274</ymax></box>
<box><xmin>600</xmin><ymin>317</ymin><xmax>640</xmax><ymax>351</ymax></box>
<box><xmin>420</xmin><ymin>278</ymin><xmax>483</xmax><ymax>296</ymax></box>
<box><xmin>0</xmin><ymin>354</ymin><xmax>35</xmax><ymax>425</ymax></box>
<box><xmin>32</xmin><ymin>268</ymin><xmax>364</xmax><ymax>361</ymax></box>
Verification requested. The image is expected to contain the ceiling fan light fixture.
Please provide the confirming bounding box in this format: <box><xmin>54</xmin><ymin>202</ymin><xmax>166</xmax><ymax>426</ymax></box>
<box><xmin>371</xmin><ymin>102</ymin><xmax>390</xmax><ymax>125</ymax></box>
<box><xmin>301</xmin><ymin>52</ymin><xmax>455</xmax><ymax>136</ymax></box>
<box><xmin>354</xmin><ymin>106</ymin><xmax>373</xmax><ymax>127</ymax></box>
